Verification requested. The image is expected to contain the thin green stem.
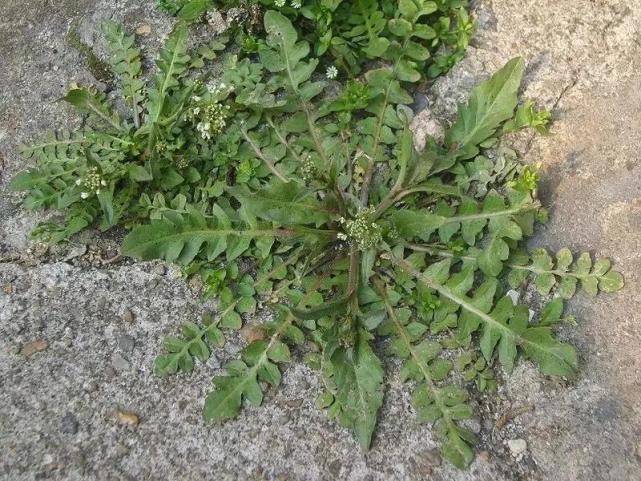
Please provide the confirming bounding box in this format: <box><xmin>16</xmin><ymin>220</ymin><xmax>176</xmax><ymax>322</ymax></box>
<box><xmin>359</xmin><ymin>36</ymin><xmax>411</xmax><ymax>206</ymax></box>
<box><xmin>266</xmin><ymin>115</ymin><xmax>303</xmax><ymax>163</ymax></box>
<box><xmin>348</xmin><ymin>246</ymin><xmax>360</xmax><ymax>312</ymax></box>
<box><xmin>240</xmin><ymin>128</ymin><xmax>290</xmax><ymax>183</ymax></box>
<box><xmin>281</xmin><ymin>40</ymin><xmax>331</xmax><ymax>167</ymax></box>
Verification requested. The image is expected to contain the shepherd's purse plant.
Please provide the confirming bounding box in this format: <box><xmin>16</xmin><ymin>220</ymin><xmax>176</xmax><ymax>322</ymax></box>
<box><xmin>10</xmin><ymin>2</ymin><xmax>623</xmax><ymax>469</ymax></box>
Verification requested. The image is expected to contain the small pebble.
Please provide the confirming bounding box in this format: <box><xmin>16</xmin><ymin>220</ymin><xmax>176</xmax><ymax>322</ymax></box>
<box><xmin>60</xmin><ymin>412</ymin><xmax>79</xmax><ymax>434</ymax></box>
<box><xmin>20</xmin><ymin>340</ymin><xmax>48</xmax><ymax>358</ymax></box>
<box><xmin>411</xmin><ymin>92</ymin><xmax>429</xmax><ymax>113</ymax></box>
<box><xmin>282</xmin><ymin>398</ymin><xmax>303</xmax><ymax>408</ymax></box>
<box><xmin>122</xmin><ymin>309</ymin><xmax>135</xmax><ymax>323</ymax></box>
<box><xmin>466</xmin><ymin>417</ymin><xmax>482</xmax><ymax>434</ymax></box>
<box><xmin>152</xmin><ymin>264</ymin><xmax>166</xmax><ymax>276</ymax></box>
<box><xmin>507</xmin><ymin>438</ymin><xmax>527</xmax><ymax>457</ymax></box>
<box><xmin>135</xmin><ymin>24</ymin><xmax>151</xmax><ymax>36</ymax></box>
<box><xmin>114</xmin><ymin>409</ymin><xmax>139</xmax><ymax>427</ymax></box>
<box><xmin>478</xmin><ymin>450</ymin><xmax>490</xmax><ymax>462</ymax></box>
<box><xmin>636</xmin><ymin>441</ymin><xmax>641</xmax><ymax>459</ymax></box>
<box><xmin>187</xmin><ymin>275</ymin><xmax>203</xmax><ymax>292</ymax></box>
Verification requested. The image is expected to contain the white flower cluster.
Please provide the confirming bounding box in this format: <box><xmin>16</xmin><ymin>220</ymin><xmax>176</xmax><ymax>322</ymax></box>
<box><xmin>174</xmin><ymin>156</ymin><xmax>189</xmax><ymax>169</ymax></box>
<box><xmin>337</xmin><ymin>206</ymin><xmax>382</xmax><ymax>249</ymax></box>
<box><xmin>76</xmin><ymin>167</ymin><xmax>106</xmax><ymax>199</ymax></box>
<box><xmin>188</xmin><ymin>96</ymin><xmax>231</xmax><ymax>141</ymax></box>
<box><xmin>326</xmin><ymin>65</ymin><xmax>338</xmax><ymax>80</ymax></box>
<box><xmin>300</xmin><ymin>153</ymin><xmax>317</xmax><ymax>183</ymax></box>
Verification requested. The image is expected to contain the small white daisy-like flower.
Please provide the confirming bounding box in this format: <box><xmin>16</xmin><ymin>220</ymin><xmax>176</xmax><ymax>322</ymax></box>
<box><xmin>326</xmin><ymin>65</ymin><xmax>338</xmax><ymax>79</ymax></box>
<box><xmin>193</xmin><ymin>106</ymin><xmax>201</xmax><ymax>115</ymax></box>
<box><xmin>275</xmin><ymin>0</ymin><xmax>285</xmax><ymax>7</ymax></box>
<box><xmin>80</xmin><ymin>192</ymin><xmax>89</xmax><ymax>199</ymax></box>
<box><xmin>75</xmin><ymin>179</ymin><xmax>82</xmax><ymax>186</ymax></box>
<box><xmin>337</xmin><ymin>233</ymin><xmax>348</xmax><ymax>240</ymax></box>
<box><xmin>291</xmin><ymin>0</ymin><xmax>301</xmax><ymax>8</ymax></box>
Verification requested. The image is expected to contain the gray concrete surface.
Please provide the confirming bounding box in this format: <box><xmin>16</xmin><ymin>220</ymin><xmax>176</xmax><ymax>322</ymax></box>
<box><xmin>1</xmin><ymin>1</ymin><xmax>640</xmax><ymax>480</ymax></box>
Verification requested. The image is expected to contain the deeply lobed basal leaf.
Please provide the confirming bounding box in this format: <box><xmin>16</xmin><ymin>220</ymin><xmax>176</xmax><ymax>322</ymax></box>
<box><xmin>322</xmin><ymin>328</ymin><xmax>385</xmax><ymax>450</ymax></box>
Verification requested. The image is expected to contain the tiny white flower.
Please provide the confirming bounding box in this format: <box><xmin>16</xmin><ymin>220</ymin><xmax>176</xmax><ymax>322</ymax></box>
<box><xmin>291</xmin><ymin>0</ymin><xmax>301</xmax><ymax>8</ymax></box>
<box><xmin>80</xmin><ymin>192</ymin><xmax>89</xmax><ymax>199</ymax></box>
<box><xmin>275</xmin><ymin>0</ymin><xmax>285</xmax><ymax>7</ymax></box>
<box><xmin>101</xmin><ymin>180</ymin><xmax>107</xmax><ymax>186</ymax></box>
<box><xmin>95</xmin><ymin>189</ymin><xmax>100</xmax><ymax>195</ymax></box>
<box><xmin>192</xmin><ymin>95</ymin><xmax>201</xmax><ymax>102</ymax></box>
<box><xmin>75</xmin><ymin>179</ymin><xmax>82</xmax><ymax>185</ymax></box>
<box><xmin>193</xmin><ymin>107</ymin><xmax>201</xmax><ymax>115</ymax></box>
<box><xmin>326</xmin><ymin>65</ymin><xmax>338</xmax><ymax>80</ymax></box>
<box><xmin>337</xmin><ymin>233</ymin><xmax>348</xmax><ymax>240</ymax></box>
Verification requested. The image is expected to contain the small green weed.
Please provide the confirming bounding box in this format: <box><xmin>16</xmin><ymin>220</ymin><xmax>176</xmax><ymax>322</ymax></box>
<box><xmin>10</xmin><ymin>2</ymin><xmax>623</xmax><ymax>468</ymax></box>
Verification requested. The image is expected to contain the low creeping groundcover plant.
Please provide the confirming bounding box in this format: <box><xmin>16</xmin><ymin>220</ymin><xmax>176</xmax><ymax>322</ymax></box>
<box><xmin>158</xmin><ymin>0</ymin><xmax>472</xmax><ymax>78</ymax></box>
<box><xmin>10</xmin><ymin>1</ymin><xmax>623</xmax><ymax>469</ymax></box>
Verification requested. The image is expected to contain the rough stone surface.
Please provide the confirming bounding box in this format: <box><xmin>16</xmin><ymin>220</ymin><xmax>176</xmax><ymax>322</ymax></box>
<box><xmin>1</xmin><ymin>1</ymin><xmax>641</xmax><ymax>480</ymax></box>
